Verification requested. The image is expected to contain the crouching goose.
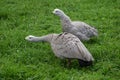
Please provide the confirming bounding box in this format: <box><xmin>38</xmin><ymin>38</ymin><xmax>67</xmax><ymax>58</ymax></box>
<box><xmin>53</xmin><ymin>8</ymin><xmax>98</xmax><ymax>41</ymax></box>
<box><xmin>25</xmin><ymin>32</ymin><xmax>94</xmax><ymax>67</ymax></box>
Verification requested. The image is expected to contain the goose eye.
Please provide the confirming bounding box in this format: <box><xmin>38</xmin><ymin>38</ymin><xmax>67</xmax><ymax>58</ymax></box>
<box><xmin>56</xmin><ymin>11</ymin><xmax>58</xmax><ymax>13</ymax></box>
<box><xmin>29</xmin><ymin>37</ymin><xmax>32</xmax><ymax>39</ymax></box>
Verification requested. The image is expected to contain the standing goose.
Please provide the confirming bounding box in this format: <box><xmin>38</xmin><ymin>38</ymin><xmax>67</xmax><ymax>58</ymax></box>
<box><xmin>25</xmin><ymin>32</ymin><xmax>94</xmax><ymax>67</ymax></box>
<box><xmin>53</xmin><ymin>8</ymin><xmax>98</xmax><ymax>41</ymax></box>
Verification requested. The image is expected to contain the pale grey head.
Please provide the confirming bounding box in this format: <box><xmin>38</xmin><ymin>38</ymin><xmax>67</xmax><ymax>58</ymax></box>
<box><xmin>25</xmin><ymin>35</ymin><xmax>36</xmax><ymax>41</ymax></box>
<box><xmin>53</xmin><ymin>8</ymin><xmax>65</xmax><ymax>17</ymax></box>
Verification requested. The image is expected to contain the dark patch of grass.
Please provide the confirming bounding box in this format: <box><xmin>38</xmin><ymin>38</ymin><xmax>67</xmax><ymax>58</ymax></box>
<box><xmin>0</xmin><ymin>12</ymin><xmax>8</xmax><ymax>20</ymax></box>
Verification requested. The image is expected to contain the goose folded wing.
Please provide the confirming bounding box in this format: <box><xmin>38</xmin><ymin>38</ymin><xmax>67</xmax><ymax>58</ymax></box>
<box><xmin>52</xmin><ymin>41</ymin><xmax>89</xmax><ymax>60</ymax></box>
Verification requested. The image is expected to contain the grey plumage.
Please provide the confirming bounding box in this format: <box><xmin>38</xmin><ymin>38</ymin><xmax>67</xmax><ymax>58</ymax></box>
<box><xmin>53</xmin><ymin>8</ymin><xmax>98</xmax><ymax>41</ymax></box>
<box><xmin>25</xmin><ymin>32</ymin><xmax>94</xmax><ymax>66</ymax></box>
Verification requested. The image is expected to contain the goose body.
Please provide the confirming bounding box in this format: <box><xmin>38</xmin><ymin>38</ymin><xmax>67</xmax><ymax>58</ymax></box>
<box><xmin>25</xmin><ymin>32</ymin><xmax>94</xmax><ymax>67</ymax></box>
<box><xmin>53</xmin><ymin>9</ymin><xmax>98</xmax><ymax>41</ymax></box>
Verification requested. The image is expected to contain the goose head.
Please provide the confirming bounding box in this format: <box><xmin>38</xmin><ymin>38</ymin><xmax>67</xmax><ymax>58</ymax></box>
<box><xmin>25</xmin><ymin>35</ymin><xmax>36</xmax><ymax>41</ymax></box>
<box><xmin>53</xmin><ymin>8</ymin><xmax>65</xmax><ymax>17</ymax></box>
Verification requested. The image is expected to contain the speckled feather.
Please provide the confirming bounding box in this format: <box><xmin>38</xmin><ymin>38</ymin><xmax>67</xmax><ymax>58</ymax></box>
<box><xmin>51</xmin><ymin>32</ymin><xmax>94</xmax><ymax>61</ymax></box>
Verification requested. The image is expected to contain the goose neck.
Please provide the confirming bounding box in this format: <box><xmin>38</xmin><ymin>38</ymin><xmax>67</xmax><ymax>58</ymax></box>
<box><xmin>33</xmin><ymin>34</ymin><xmax>53</xmax><ymax>43</ymax></box>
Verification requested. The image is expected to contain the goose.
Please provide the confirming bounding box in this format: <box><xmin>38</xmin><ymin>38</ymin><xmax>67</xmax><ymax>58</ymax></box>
<box><xmin>53</xmin><ymin>8</ymin><xmax>98</xmax><ymax>41</ymax></box>
<box><xmin>25</xmin><ymin>32</ymin><xmax>94</xmax><ymax>67</ymax></box>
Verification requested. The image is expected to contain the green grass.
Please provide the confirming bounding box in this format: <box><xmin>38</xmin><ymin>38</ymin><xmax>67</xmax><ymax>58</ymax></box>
<box><xmin>0</xmin><ymin>0</ymin><xmax>120</xmax><ymax>79</ymax></box>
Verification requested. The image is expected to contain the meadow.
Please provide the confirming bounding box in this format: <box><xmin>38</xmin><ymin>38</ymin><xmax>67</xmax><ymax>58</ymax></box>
<box><xmin>0</xmin><ymin>0</ymin><xmax>120</xmax><ymax>80</ymax></box>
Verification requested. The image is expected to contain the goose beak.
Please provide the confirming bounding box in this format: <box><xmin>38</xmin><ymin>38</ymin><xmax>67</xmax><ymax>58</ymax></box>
<box><xmin>25</xmin><ymin>36</ymin><xmax>29</xmax><ymax>40</ymax></box>
<box><xmin>52</xmin><ymin>10</ymin><xmax>55</xmax><ymax>14</ymax></box>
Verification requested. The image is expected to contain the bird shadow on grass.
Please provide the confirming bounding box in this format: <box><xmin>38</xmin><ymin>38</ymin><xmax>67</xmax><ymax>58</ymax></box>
<box><xmin>59</xmin><ymin>59</ymin><xmax>94</xmax><ymax>70</ymax></box>
<box><xmin>84</xmin><ymin>37</ymin><xmax>99</xmax><ymax>44</ymax></box>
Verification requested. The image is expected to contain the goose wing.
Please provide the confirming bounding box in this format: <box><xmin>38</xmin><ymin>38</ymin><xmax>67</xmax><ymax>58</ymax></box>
<box><xmin>72</xmin><ymin>21</ymin><xmax>98</xmax><ymax>37</ymax></box>
<box><xmin>51</xmin><ymin>32</ymin><xmax>94</xmax><ymax>61</ymax></box>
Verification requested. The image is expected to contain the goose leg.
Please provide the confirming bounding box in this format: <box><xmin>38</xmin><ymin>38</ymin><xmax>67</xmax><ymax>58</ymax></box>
<box><xmin>67</xmin><ymin>58</ymin><xmax>71</xmax><ymax>67</ymax></box>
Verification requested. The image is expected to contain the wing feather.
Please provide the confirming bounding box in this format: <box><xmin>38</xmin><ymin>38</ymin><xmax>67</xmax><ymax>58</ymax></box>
<box><xmin>51</xmin><ymin>32</ymin><xmax>94</xmax><ymax>61</ymax></box>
